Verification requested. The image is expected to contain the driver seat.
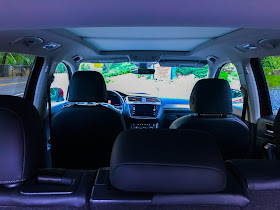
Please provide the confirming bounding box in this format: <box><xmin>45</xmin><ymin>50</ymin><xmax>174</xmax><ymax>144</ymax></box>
<box><xmin>51</xmin><ymin>71</ymin><xmax>126</xmax><ymax>169</ymax></box>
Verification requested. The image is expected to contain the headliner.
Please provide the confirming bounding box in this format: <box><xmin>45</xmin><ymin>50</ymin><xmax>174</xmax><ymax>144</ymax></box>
<box><xmin>0</xmin><ymin>0</ymin><xmax>280</xmax><ymax>30</ymax></box>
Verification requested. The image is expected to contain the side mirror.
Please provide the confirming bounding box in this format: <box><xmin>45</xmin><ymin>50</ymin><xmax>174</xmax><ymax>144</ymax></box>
<box><xmin>50</xmin><ymin>87</ymin><xmax>65</xmax><ymax>102</ymax></box>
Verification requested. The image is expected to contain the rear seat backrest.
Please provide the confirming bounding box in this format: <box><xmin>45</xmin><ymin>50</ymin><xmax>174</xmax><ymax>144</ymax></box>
<box><xmin>110</xmin><ymin>129</ymin><xmax>226</xmax><ymax>193</ymax></box>
<box><xmin>90</xmin><ymin>129</ymin><xmax>250</xmax><ymax>209</ymax></box>
<box><xmin>0</xmin><ymin>96</ymin><xmax>96</xmax><ymax>209</ymax></box>
<box><xmin>0</xmin><ymin>95</ymin><xmax>46</xmax><ymax>187</ymax></box>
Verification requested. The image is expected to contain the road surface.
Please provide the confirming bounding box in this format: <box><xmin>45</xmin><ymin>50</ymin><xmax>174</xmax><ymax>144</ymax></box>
<box><xmin>0</xmin><ymin>77</ymin><xmax>28</xmax><ymax>97</ymax></box>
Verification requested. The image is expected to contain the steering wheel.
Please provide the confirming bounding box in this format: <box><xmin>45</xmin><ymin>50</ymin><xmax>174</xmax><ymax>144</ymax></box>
<box><xmin>107</xmin><ymin>90</ymin><xmax>125</xmax><ymax>114</ymax></box>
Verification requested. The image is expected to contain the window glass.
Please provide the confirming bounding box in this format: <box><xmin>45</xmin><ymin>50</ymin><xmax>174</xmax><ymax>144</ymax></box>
<box><xmin>219</xmin><ymin>63</ymin><xmax>243</xmax><ymax>109</ymax></box>
<box><xmin>50</xmin><ymin>62</ymin><xmax>69</xmax><ymax>106</ymax></box>
<box><xmin>78</xmin><ymin>62</ymin><xmax>209</xmax><ymax>99</ymax></box>
<box><xmin>0</xmin><ymin>52</ymin><xmax>35</xmax><ymax>97</ymax></box>
<box><xmin>261</xmin><ymin>56</ymin><xmax>280</xmax><ymax>115</ymax></box>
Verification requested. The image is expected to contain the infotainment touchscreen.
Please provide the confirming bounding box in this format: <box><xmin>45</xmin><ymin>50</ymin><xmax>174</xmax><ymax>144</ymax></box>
<box><xmin>132</xmin><ymin>104</ymin><xmax>156</xmax><ymax>117</ymax></box>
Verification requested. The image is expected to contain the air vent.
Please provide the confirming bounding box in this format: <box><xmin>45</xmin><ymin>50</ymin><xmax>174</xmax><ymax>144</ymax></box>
<box><xmin>128</xmin><ymin>96</ymin><xmax>142</xmax><ymax>102</ymax></box>
<box><xmin>72</xmin><ymin>55</ymin><xmax>83</xmax><ymax>63</ymax></box>
<box><xmin>146</xmin><ymin>98</ymin><xmax>161</xmax><ymax>103</ymax></box>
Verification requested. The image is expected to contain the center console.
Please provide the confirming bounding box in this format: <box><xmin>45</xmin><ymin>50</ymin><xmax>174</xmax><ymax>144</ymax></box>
<box><xmin>126</xmin><ymin>96</ymin><xmax>161</xmax><ymax>129</ymax></box>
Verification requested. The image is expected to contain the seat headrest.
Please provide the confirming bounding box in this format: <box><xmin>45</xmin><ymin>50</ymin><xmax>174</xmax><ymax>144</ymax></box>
<box><xmin>0</xmin><ymin>96</ymin><xmax>45</xmax><ymax>186</ymax></box>
<box><xmin>110</xmin><ymin>129</ymin><xmax>226</xmax><ymax>193</ymax></box>
<box><xmin>190</xmin><ymin>79</ymin><xmax>232</xmax><ymax>114</ymax></box>
<box><xmin>68</xmin><ymin>71</ymin><xmax>108</xmax><ymax>102</ymax></box>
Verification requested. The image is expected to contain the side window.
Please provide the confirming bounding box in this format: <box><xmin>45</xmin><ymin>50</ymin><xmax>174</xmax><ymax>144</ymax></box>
<box><xmin>219</xmin><ymin>63</ymin><xmax>243</xmax><ymax>109</ymax></box>
<box><xmin>0</xmin><ymin>52</ymin><xmax>35</xmax><ymax>97</ymax></box>
<box><xmin>261</xmin><ymin>56</ymin><xmax>280</xmax><ymax>115</ymax></box>
<box><xmin>50</xmin><ymin>62</ymin><xmax>69</xmax><ymax>106</ymax></box>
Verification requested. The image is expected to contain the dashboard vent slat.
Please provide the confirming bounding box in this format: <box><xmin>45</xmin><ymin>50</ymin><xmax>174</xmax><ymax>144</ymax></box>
<box><xmin>128</xmin><ymin>96</ymin><xmax>142</xmax><ymax>102</ymax></box>
<box><xmin>146</xmin><ymin>98</ymin><xmax>160</xmax><ymax>103</ymax></box>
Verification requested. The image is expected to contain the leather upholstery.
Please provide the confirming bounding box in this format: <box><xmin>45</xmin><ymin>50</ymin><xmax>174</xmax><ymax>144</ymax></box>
<box><xmin>170</xmin><ymin>115</ymin><xmax>250</xmax><ymax>160</ymax></box>
<box><xmin>51</xmin><ymin>71</ymin><xmax>126</xmax><ymax>169</ymax></box>
<box><xmin>170</xmin><ymin>79</ymin><xmax>250</xmax><ymax>160</ymax></box>
<box><xmin>68</xmin><ymin>71</ymin><xmax>108</xmax><ymax>102</ymax></box>
<box><xmin>110</xmin><ymin>129</ymin><xmax>226</xmax><ymax>193</ymax></box>
<box><xmin>227</xmin><ymin>159</ymin><xmax>280</xmax><ymax>191</ymax></box>
<box><xmin>190</xmin><ymin>79</ymin><xmax>232</xmax><ymax>114</ymax></box>
<box><xmin>0</xmin><ymin>95</ymin><xmax>46</xmax><ymax>185</ymax></box>
<box><xmin>92</xmin><ymin>168</ymin><xmax>249</xmax><ymax>209</ymax></box>
<box><xmin>0</xmin><ymin>169</ymin><xmax>96</xmax><ymax>208</ymax></box>
<box><xmin>51</xmin><ymin>105</ymin><xmax>126</xmax><ymax>169</ymax></box>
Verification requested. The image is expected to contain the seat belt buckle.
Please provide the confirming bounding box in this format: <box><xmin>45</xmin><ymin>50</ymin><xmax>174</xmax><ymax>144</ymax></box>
<box><xmin>264</xmin><ymin>143</ymin><xmax>277</xmax><ymax>160</ymax></box>
<box><xmin>264</xmin><ymin>143</ymin><xmax>276</xmax><ymax>150</ymax></box>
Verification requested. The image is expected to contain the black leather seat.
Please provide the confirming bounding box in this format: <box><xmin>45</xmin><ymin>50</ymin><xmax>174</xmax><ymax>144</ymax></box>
<box><xmin>51</xmin><ymin>71</ymin><xmax>126</xmax><ymax>169</ymax></box>
<box><xmin>0</xmin><ymin>95</ymin><xmax>46</xmax><ymax>186</ymax></box>
<box><xmin>91</xmin><ymin>129</ymin><xmax>249</xmax><ymax>209</ymax></box>
<box><xmin>226</xmin><ymin>159</ymin><xmax>280</xmax><ymax>210</ymax></box>
<box><xmin>170</xmin><ymin>79</ymin><xmax>250</xmax><ymax>160</ymax></box>
<box><xmin>0</xmin><ymin>95</ymin><xmax>96</xmax><ymax>209</ymax></box>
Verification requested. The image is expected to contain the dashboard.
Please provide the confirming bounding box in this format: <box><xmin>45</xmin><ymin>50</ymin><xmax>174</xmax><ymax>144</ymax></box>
<box><xmin>53</xmin><ymin>85</ymin><xmax>250</xmax><ymax>130</ymax></box>
<box><xmin>51</xmin><ymin>90</ymin><xmax>192</xmax><ymax>129</ymax></box>
<box><xmin>107</xmin><ymin>90</ymin><xmax>192</xmax><ymax>129</ymax></box>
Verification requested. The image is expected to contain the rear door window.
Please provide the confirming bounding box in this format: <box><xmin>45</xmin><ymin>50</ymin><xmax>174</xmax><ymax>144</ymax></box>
<box><xmin>0</xmin><ymin>52</ymin><xmax>35</xmax><ymax>97</ymax></box>
<box><xmin>261</xmin><ymin>56</ymin><xmax>280</xmax><ymax>115</ymax></box>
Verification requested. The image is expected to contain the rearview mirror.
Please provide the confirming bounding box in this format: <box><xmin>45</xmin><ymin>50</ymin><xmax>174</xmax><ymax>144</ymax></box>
<box><xmin>131</xmin><ymin>68</ymin><xmax>155</xmax><ymax>74</ymax></box>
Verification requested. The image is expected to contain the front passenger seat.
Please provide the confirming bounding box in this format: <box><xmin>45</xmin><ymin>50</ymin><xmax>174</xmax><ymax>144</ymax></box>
<box><xmin>51</xmin><ymin>71</ymin><xmax>126</xmax><ymax>169</ymax></box>
<box><xmin>170</xmin><ymin>79</ymin><xmax>250</xmax><ymax>160</ymax></box>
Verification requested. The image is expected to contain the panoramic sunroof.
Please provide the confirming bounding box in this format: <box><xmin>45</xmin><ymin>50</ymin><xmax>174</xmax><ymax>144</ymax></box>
<box><xmin>67</xmin><ymin>27</ymin><xmax>238</xmax><ymax>51</ymax></box>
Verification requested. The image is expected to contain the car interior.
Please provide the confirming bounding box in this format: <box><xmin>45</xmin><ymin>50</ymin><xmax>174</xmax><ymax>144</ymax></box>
<box><xmin>2</xmin><ymin>1</ymin><xmax>280</xmax><ymax>209</ymax></box>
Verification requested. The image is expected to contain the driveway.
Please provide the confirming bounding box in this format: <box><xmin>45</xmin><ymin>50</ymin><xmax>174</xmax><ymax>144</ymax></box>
<box><xmin>0</xmin><ymin>77</ymin><xmax>28</xmax><ymax>97</ymax></box>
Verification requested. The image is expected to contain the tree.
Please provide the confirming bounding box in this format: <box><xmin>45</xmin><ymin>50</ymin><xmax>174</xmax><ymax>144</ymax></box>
<box><xmin>219</xmin><ymin>71</ymin><xmax>230</xmax><ymax>82</ymax></box>
<box><xmin>56</xmin><ymin>63</ymin><xmax>67</xmax><ymax>73</ymax></box>
<box><xmin>0</xmin><ymin>53</ymin><xmax>7</xmax><ymax>76</ymax></box>
<box><xmin>261</xmin><ymin>56</ymin><xmax>280</xmax><ymax>71</ymax></box>
<box><xmin>175</xmin><ymin>65</ymin><xmax>208</xmax><ymax>78</ymax></box>
<box><xmin>80</xmin><ymin>63</ymin><xmax>91</xmax><ymax>71</ymax></box>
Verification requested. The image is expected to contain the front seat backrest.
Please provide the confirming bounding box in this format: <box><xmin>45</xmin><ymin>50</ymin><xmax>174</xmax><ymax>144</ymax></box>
<box><xmin>51</xmin><ymin>71</ymin><xmax>126</xmax><ymax>169</ymax></box>
<box><xmin>170</xmin><ymin>79</ymin><xmax>250</xmax><ymax>160</ymax></box>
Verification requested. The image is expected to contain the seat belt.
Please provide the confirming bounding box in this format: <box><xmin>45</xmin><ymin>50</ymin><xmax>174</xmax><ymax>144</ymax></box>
<box><xmin>240</xmin><ymin>85</ymin><xmax>248</xmax><ymax>122</ymax></box>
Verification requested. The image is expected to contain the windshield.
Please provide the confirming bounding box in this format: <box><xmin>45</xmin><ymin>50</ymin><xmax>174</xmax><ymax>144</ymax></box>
<box><xmin>79</xmin><ymin>62</ymin><xmax>208</xmax><ymax>99</ymax></box>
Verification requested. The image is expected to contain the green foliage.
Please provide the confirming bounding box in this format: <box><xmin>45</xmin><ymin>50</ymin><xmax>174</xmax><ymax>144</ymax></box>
<box><xmin>230</xmin><ymin>71</ymin><xmax>239</xmax><ymax>78</ymax></box>
<box><xmin>219</xmin><ymin>71</ymin><xmax>230</xmax><ymax>82</ymax></box>
<box><xmin>56</xmin><ymin>63</ymin><xmax>67</xmax><ymax>73</ymax></box>
<box><xmin>146</xmin><ymin>74</ymin><xmax>152</xmax><ymax>80</ymax></box>
<box><xmin>219</xmin><ymin>63</ymin><xmax>239</xmax><ymax>83</ymax></box>
<box><xmin>262</xmin><ymin>56</ymin><xmax>280</xmax><ymax>88</ymax></box>
<box><xmin>101</xmin><ymin>62</ymin><xmax>136</xmax><ymax>78</ymax></box>
<box><xmin>175</xmin><ymin>65</ymin><xmax>208</xmax><ymax>79</ymax></box>
<box><xmin>0</xmin><ymin>52</ymin><xmax>35</xmax><ymax>65</ymax></box>
<box><xmin>80</xmin><ymin>63</ymin><xmax>91</xmax><ymax>71</ymax></box>
<box><xmin>265</xmin><ymin>75</ymin><xmax>280</xmax><ymax>88</ymax></box>
<box><xmin>261</xmin><ymin>56</ymin><xmax>280</xmax><ymax>70</ymax></box>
